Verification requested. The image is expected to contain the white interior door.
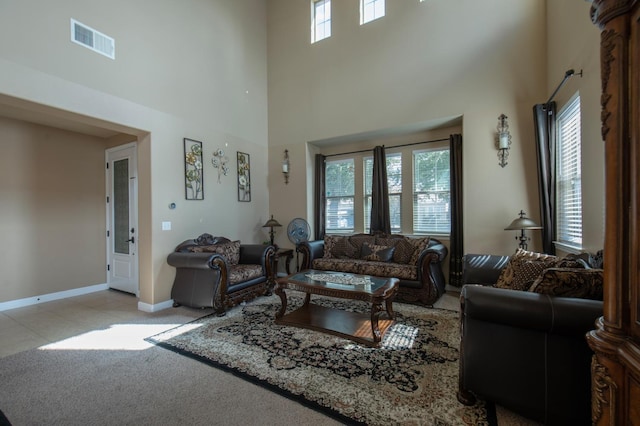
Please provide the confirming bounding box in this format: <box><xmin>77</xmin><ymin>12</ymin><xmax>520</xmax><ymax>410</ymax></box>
<box><xmin>106</xmin><ymin>143</ymin><xmax>139</xmax><ymax>295</ymax></box>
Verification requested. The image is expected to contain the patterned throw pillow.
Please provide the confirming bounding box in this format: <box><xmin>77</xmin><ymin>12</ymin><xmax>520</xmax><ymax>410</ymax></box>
<box><xmin>192</xmin><ymin>240</ymin><xmax>241</xmax><ymax>265</ymax></box>
<box><xmin>349</xmin><ymin>234</ymin><xmax>376</xmax><ymax>254</ymax></box>
<box><xmin>331</xmin><ymin>237</ymin><xmax>357</xmax><ymax>259</ymax></box>
<box><xmin>323</xmin><ymin>235</ymin><xmax>342</xmax><ymax>259</ymax></box>
<box><xmin>528</xmin><ymin>268</ymin><xmax>604</xmax><ymax>300</ymax></box>
<box><xmin>377</xmin><ymin>237</ymin><xmax>414</xmax><ymax>264</ymax></box>
<box><xmin>408</xmin><ymin>237</ymin><xmax>431</xmax><ymax>266</ymax></box>
<box><xmin>495</xmin><ymin>249</ymin><xmax>558</xmax><ymax>290</ymax></box>
<box><xmin>509</xmin><ymin>260</ymin><xmax>549</xmax><ymax>291</ymax></box>
<box><xmin>360</xmin><ymin>243</ymin><xmax>395</xmax><ymax>262</ymax></box>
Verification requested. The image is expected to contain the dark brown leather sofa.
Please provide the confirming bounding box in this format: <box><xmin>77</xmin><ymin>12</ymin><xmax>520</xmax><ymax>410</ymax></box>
<box><xmin>167</xmin><ymin>234</ymin><xmax>275</xmax><ymax>315</ymax></box>
<box><xmin>298</xmin><ymin>234</ymin><xmax>448</xmax><ymax>306</ymax></box>
<box><xmin>458</xmin><ymin>282</ymin><xmax>602</xmax><ymax>425</ymax></box>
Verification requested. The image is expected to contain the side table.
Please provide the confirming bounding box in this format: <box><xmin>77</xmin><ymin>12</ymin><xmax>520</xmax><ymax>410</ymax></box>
<box><xmin>274</xmin><ymin>248</ymin><xmax>294</xmax><ymax>277</ymax></box>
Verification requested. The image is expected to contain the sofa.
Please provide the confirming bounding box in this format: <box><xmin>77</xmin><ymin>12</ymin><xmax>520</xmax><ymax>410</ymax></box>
<box><xmin>298</xmin><ymin>233</ymin><xmax>448</xmax><ymax>306</ymax></box>
<box><xmin>457</xmin><ymin>248</ymin><xmax>604</xmax><ymax>425</ymax></box>
<box><xmin>167</xmin><ymin>234</ymin><xmax>275</xmax><ymax>315</ymax></box>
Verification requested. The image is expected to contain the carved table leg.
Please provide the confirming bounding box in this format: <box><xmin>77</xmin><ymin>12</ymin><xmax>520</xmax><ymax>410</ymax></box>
<box><xmin>370</xmin><ymin>302</ymin><xmax>384</xmax><ymax>343</ymax></box>
<box><xmin>274</xmin><ymin>283</ymin><xmax>288</xmax><ymax>319</ymax></box>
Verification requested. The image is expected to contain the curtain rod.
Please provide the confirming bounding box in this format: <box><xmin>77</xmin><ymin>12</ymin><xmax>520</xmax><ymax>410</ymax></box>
<box><xmin>324</xmin><ymin>137</ymin><xmax>450</xmax><ymax>158</ymax></box>
<box><xmin>545</xmin><ymin>69</ymin><xmax>583</xmax><ymax>105</ymax></box>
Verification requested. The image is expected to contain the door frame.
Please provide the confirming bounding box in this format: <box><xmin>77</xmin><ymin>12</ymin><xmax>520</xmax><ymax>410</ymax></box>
<box><xmin>105</xmin><ymin>142</ymin><xmax>139</xmax><ymax>296</ymax></box>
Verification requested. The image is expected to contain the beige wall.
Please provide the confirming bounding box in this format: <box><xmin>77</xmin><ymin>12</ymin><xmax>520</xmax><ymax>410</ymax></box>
<box><xmin>0</xmin><ymin>0</ymin><xmax>269</xmax><ymax>306</ymax></box>
<box><xmin>546</xmin><ymin>0</ymin><xmax>603</xmax><ymax>253</ymax></box>
<box><xmin>267</xmin><ymin>0</ymin><xmax>548</xmax><ymax>255</ymax></box>
<box><xmin>0</xmin><ymin>117</ymin><xmax>107</xmax><ymax>301</ymax></box>
<box><xmin>266</xmin><ymin>0</ymin><xmax>605</xmax><ymax>263</ymax></box>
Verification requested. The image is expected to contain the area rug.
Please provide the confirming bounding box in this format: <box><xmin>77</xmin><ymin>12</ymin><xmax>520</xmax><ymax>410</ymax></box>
<box><xmin>147</xmin><ymin>295</ymin><xmax>495</xmax><ymax>426</ymax></box>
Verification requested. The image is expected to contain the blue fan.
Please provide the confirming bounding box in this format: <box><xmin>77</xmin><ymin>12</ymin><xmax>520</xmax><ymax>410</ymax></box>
<box><xmin>287</xmin><ymin>218</ymin><xmax>310</xmax><ymax>245</ymax></box>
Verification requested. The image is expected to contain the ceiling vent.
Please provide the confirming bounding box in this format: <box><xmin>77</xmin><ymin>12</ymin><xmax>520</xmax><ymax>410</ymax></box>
<box><xmin>70</xmin><ymin>18</ymin><xmax>115</xmax><ymax>59</ymax></box>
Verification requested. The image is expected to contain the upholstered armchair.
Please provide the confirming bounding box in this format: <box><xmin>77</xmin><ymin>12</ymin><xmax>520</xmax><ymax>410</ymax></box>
<box><xmin>167</xmin><ymin>234</ymin><xmax>275</xmax><ymax>315</ymax></box>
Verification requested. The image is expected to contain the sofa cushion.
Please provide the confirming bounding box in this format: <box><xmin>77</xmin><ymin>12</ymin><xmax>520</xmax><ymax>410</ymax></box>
<box><xmin>312</xmin><ymin>258</ymin><xmax>362</xmax><ymax>275</ymax></box>
<box><xmin>495</xmin><ymin>249</ymin><xmax>558</xmax><ymax>290</ymax></box>
<box><xmin>360</xmin><ymin>243</ymin><xmax>395</xmax><ymax>262</ymax></box>
<box><xmin>528</xmin><ymin>268</ymin><xmax>604</xmax><ymax>300</ymax></box>
<box><xmin>229</xmin><ymin>264</ymin><xmax>264</xmax><ymax>285</ymax></box>
<box><xmin>322</xmin><ymin>235</ymin><xmax>342</xmax><ymax>259</ymax></box>
<box><xmin>188</xmin><ymin>240</ymin><xmax>241</xmax><ymax>265</ymax></box>
<box><xmin>510</xmin><ymin>260</ymin><xmax>549</xmax><ymax>291</ymax></box>
<box><xmin>311</xmin><ymin>258</ymin><xmax>417</xmax><ymax>281</ymax></box>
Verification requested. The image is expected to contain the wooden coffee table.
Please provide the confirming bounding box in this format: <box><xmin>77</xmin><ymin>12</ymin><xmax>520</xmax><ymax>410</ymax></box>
<box><xmin>274</xmin><ymin>270</ymin><xmax>399</xmax><ymax>347</ymax></box>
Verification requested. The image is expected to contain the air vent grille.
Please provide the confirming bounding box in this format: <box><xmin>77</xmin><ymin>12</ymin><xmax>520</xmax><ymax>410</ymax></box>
<box><xmin>70</xmin><ymin>19</ymin><xmax>115</xmax><ymax>59</ymax></box>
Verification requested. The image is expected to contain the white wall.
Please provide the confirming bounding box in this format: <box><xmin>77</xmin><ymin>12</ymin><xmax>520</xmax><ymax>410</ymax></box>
<box><xmin>0</xmin><ymin>0</ymin><xmax>269</xmax><ymax>306</ymax></box>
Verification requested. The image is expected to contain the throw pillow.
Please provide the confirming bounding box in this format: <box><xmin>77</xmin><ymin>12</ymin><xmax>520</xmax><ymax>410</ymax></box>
<box><xmin>192</xmin><ymin>240</ymin><xmax>241</xmax><ymax>265</ymax></box>
<box><xmin>331</xmin><ymin>237</ymin><xmax>357</xmax><ymax>259</ymax></box>
<box><xmin>377</xmin><ymin>236</ymin><xmax>413</xmax><ymax>264</ymax></box>
<box><xmin>528</xmin><ymin>268</ymin><xmax>604</xmax><ymax>300</ymax></box>
<box><xmin>323</xmin><ymin>235</ymin><xmax>342</xmax><ymax>259</ymax></box>
<box><xmin>349</xmin><ymin>234</ymin><xmax>376</xmax><ymax>254</ymax></box>
<box><xmin>360</xmin><ymin>243</ymin><xmax>395</xmax><ymax>262</ymax></box>
<box><xmin>509</xmin><ymin>260</ymin><xmax>549</xmax><ymax>291</ymax></box>
<box><xmin>495</xmin><ymin>248</ymin><xmax>558</xmax><ymax>290</ymax></box>
<box><xmin>408</xmin><ymin>237</ymin><xmax>431</xmax><ymax>266</ymax></box>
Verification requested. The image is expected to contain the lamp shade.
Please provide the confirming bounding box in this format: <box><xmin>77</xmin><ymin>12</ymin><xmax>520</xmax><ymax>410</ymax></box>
<box><xmin>504</xmin><ymin>210</ymin><xmax>542</xmax><ymax>230</ymax></box>
<box><xmin>263</xmin><ymin>215</ymin><xmax>282</xmax><ymax>228</ymax></box>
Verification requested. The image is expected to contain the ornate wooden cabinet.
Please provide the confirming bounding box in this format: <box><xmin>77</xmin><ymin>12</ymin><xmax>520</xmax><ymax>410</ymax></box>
<box><xmin>587</xmin><ymin>1</ymin><xmax>640</xmax><ymax>424</ymax></box>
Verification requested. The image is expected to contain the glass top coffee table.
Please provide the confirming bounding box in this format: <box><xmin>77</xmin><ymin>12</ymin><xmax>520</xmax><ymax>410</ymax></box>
<box><xmin>274</xmin><ymin>270</ymin><xmax>399</xmax><ymax>347</ymax></box>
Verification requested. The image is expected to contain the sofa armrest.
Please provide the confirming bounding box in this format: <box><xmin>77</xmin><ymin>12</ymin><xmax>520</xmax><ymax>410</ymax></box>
<box><xmin>462</xmin><ymin>254</ymin><xmax>510</xmax><ymax>286</ymax></box>
<box><xmin>240</xmin><ymin>244</ymin><xmax>274</xmax><ymax>267</ymax></box>
<box><xmin>461</xmin><ymin>284</ymin><xmax>602</xmax><ymax>335</ymax></box>
<box><xmin>167</xmin><ymin>252</ymin><xmax>220</xmax><ymax>270</ymax></box>
<box><xmin>298</xmin><ymin>240</ymin><xmax>325</xmax><ymax>270</ymax></box>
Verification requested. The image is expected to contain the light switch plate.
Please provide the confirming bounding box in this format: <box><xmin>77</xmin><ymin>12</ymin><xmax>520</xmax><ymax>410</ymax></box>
<box><xmin>162</xmin><ymin>221</ymin><xmax>171</xmax><ymax>231</ymax></box>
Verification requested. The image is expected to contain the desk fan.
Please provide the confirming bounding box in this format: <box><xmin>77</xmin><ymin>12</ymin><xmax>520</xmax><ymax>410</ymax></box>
<box><xmin>287</xmin><ymin>218</ymin><xmax>310</xmax><ymax>272</ymax></box>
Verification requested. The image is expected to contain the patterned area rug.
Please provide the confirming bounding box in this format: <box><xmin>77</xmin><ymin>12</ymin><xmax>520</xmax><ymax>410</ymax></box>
<box><xmin>147</xmin><ymin>294</ymin><xmax>495</xmax><ymax>426</ymax></box>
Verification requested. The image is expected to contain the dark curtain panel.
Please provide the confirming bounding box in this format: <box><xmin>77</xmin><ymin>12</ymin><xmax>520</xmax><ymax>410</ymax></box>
<box><xmin>370</xmin><ymin>145</ymin><xmax>390</xmax><ymax>234</ymax></box>
<box><xmin>314</xmin><ymin>154</ymin><xmax>326</xmax><ymax>240</ymax></box>
<box><xmin>533</xmin><ymin>102</ymin><xmax>556</xmax><ymax>255</ymax></box>
<box><xmin>449</xmin><ymin>134</ymin><xmax>464</xmax><ymax>286</ymax></box>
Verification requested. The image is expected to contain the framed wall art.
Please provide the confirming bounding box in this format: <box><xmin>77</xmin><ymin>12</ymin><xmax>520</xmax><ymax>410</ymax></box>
<box><xmin>237</xmin><ymin>152</ymin><xmax>251</xmax><ymax>202</ymax></box>
<box><xmin>184</xmin><ymin>138</ymin><xmax>204</xmax><ymax>200</ymax></box>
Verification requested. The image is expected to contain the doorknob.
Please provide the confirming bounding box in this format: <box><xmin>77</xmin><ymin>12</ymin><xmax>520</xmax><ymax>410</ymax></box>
<box><xmin>126</xmin><ymin>237</ymin><xmax>135</xmax><ymax>244</ymax></box>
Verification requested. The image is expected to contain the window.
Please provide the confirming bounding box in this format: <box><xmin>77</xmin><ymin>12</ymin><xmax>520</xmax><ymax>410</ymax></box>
<box><xmin>363</xmin><ymin>153</ymin><xmax>401</xmax><ymax>233</ymax></box>
<box><xmin>312</xmin><ymin>0</ymin><xmax>331</xmax><ymax>43</ymax></box>
<box><xmin>360</xmin><ymin>0</ymin><xmax>385</xmax><ymax>25</ymax></box>
<box><xmin>325</xmin><ymin>158</ymin><xmax>354</xmax><ymax>233</ymax></box>
<box><xmin>556</xmin><ymin>95</ymin><xmax>582</xmax><ymax>248</ymax></box>
<box><xmin>413</xmin><ymin>148</ymin><xmax>450</xmax><ymax>234</ymax></box>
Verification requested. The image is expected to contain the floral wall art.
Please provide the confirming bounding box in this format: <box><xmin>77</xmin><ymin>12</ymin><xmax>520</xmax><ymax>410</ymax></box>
<box><xmin>211</xmin><ymin>148</ymin><xmax>229</xmax><ymax>183</ymax></box>
<box><xmin>184</xmin><ymin>138</ymin><xmax>203</xmax><ymax>200</ymax></box>
<box><xmin>237</xmin><ymin>152</ymin><xmax>251</xmax><ymax>202</ymax></box>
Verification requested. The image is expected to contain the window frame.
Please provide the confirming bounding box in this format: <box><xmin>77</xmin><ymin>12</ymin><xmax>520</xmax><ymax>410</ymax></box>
<box><xmin>325</xmin><ymin>157</ymin><xmax>355</xmax><ymax>234</ymax></box>
<box><xmin>555</xmin><ymin>93</ymin><xmax>583</xmax><ymax>251</ymax></box>
<box><xmin>360</xmin><ymin>0</ymin><xmax>385</xmax><ymax>25</ymax></box>
<box><xmin>412</xmin><ymin>147</ymin><xmax>451</xmax><ymax>236</ymax></box>
<box><xmin>311</xmin><ymin>0</ymin><xmax>331</xmax><ymax>43</ymax></box>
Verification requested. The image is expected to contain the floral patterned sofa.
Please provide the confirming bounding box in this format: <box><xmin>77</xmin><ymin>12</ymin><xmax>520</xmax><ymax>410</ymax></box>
<box><xmin>457</xmin><ymin>248</ymin><xmax>604</xmax><ymax>425</ymax></box>
<box><xmin>298</xmin><ymin>233</ymin><xmax>448</xmax><ymax>306</ymax></box>
<box><xmin>167</xmin><ymin>234</ymin><xmax>275</xmax><ymax>315</ymax></box>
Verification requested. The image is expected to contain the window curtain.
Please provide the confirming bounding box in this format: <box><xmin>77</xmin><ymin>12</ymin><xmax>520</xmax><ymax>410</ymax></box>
<box><xmin>314</xmin><ymin>154</ymin><xmax>326</xmax><ymax>240</ymax></box>
<box><xmin>370</xmin><ymin>145</ymin><xmax>390</xmax><ymax>235</ymax></box>
<box><xmin>449</xmin><ymin>134</ymin><xmax>464</xmax><ymax>286</ymax></box>
<box><xmin>533</xmin><ymin>102</ymin><xmax>556</xmax><ymax>255</ymax></box>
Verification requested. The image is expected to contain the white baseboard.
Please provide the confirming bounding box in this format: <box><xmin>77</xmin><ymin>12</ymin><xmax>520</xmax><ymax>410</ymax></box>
<box><xmin>0</xmin><ymin>283</ymin><xmax>109</xmax><ymax>312</ymax></box>
<box><xmin>138</xmin><ymin>299</ymin><xmax>174</xmax><ymax>313</ymax></box>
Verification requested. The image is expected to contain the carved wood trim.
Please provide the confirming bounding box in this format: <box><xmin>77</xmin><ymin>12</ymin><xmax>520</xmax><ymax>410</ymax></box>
<box><xmin>591</xmin><ymin>355</ymin><xmax>617</xmax><ymax>424</ymax></box>
<box><xmin>591</xmin><ymin>0</ymin><xmax>635</xmax><ymax>28</ymax></box>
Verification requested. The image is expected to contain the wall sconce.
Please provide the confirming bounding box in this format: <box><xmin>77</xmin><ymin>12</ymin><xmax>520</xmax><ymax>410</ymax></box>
<box><xmin>496</xmin><ymin>114</ymin><xmax>512</xmax><ymax>168</ymax></box>
<box><xmin>283</xmin><ymin>149</ymin><xmax>290</xmax><ymax>184</ymax></box>
<box><xmin>505</xmin><ymin>210</ymin><xmax>542</xmax><ymax>250</ymax></box>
